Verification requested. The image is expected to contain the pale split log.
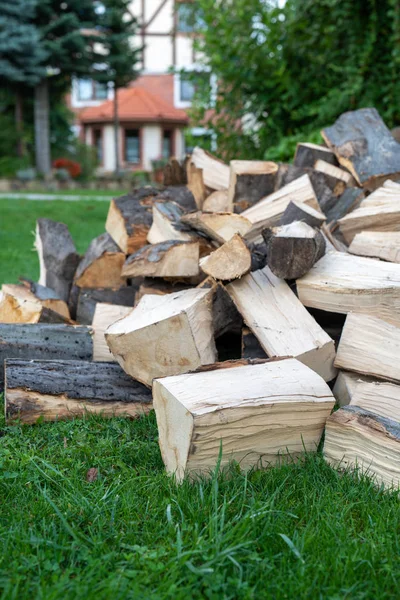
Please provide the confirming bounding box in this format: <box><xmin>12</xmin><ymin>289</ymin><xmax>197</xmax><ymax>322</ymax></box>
<box><xmin>35</xmin><ymin>218</ymin><xmax>80</xmax><ymax>302</ymax></box>
<box><xmin>280</xmin><ymin>200</ymin><xmax>326</xmax><ymax>228</ymax></box>
<box><xmin>296</xmin><ymin>251</ymin><xmax>400</xmax><ymax>325</ymax></box>
<box><xmin>92</xmin><ymin>303</ymin><xmax>132</xmax><ymax>362</ymax></box>
<box><xmin>338</xmin><ymin>202</ymin><xmax>400</xmax><ymax>244</ymax></box>
<box><xmin>74</xmin><ymin>232</ymin><xmax>125</xmax><ymax>289</ymax></box>
<box><xmin>153</xmin><ymin>358</ymin><xmax>335</xmax><ymax>482</ymax></box>
<box><xmin>105</xmin><ymin>288</ymin><xmax>217</xmax><ymax>387</ymax></box>
<box><xmin>147</xmin><ymin>201</ymin><xmax>194</xmax><ymax>244</ymax></box>
<box><xmin>350</xmin><ymin>380</ymin><xmax>400</xmax><ymax>422</ymax></box>
<box><xmin>358</xmin><ymin>179</ymin><xmax>400</xmax><ymax>208</ymax></box>
<box><xmin>121</xmin><ymin>240</ymin><xmax>200</xmax><ymax>279</ymax></box>
<box><xmin>226</xmin><ymin>266</ymin><xmax>336</xmax><ymax>381</ymax></box>
<box><xmin>190</xmin><ymin>147</ymin><xmax>230</xmax><ymax>191</ymax></box>
<box><xmin>314</xmin><ymin>159</ymin><xmax>356</xmax><ymax>189</ymax></box>
<box><xmin>181</xmin><ymin>211</ymin><xmax>252</xmax><ymax>244</ymax></box>
<box><xmin>5</xmin><ymin>359</ymin><xmax>152</xmax><ymax>424</ymax></box>
<box><xmin>186</xmin><ymin>161</ymin><xmax>208</xmax><ymax>209</ymax></box>
<box><xmin>320</xmin><ymin>225</ymin><xmax>348</xmax><ymax>253</ymax></box>
<box><xmin>76</xmin><ymin>286</ymin><xmax>137</xmax><ymax>325</ymax></box>
<box><xmin>324</xmin><ymin>405</ymin><xmax>400</xmax><ymax>489</ymax></box>
<box><xmin>0</xmin><ymin>283</ymin><xmax>70</xmax><ymax>324</ymax></box>
<box><xmin>199</xmin><ymin>234</ymin><xmax>251</xmax><ymax>281</ymax></box>
<box><xmin>293</xmin><ymin>142</ymin><xmax>338</xmax><ymax>169</ymax></box>
<box><xmin>203</xmin><ymin>190</ymin><xmax>230</xmax><ymax>213</ymax></box>
<box><xmin>332</xmin><ymin>371</ymin><xmax>374</xmax><ymax>408</ymax></box>
<box><xmin>227</xmin><ymin>160</ymin><xmax>278</xmax><ymax>213</ymax></box>
<box><xmin>349</xmin><ymin>231</ymin><xmax>400</xmax><ymax>263</ymax></box>
<box><xmin>335</xmin><ymin>313</ymin><xmax>400</xmax><ymax>383</ymax></box>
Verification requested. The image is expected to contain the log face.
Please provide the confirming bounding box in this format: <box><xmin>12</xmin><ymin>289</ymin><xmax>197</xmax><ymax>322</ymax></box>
<box><xmin>122</xmin><ymin>241</ymin><xmax>200</xmax><ymax>279</ymax></box>
<box><xmin>191</xmin><ymin>147</ymin><xmax>230</xmax><ymax>191</ymax></box>
<box><xmin>199</xmin><ymin>234</ymin><xmax>251</xmax><ymax>281</ymax></box>
<box><xmin>0</xmin><ymin>284</ymin><xmax>70</xmax><ymax>324</ymax></box>
<box><xmin>181</xmin><ymin>211</ymin><xmax>252</xmax><ymax>244</ymax></box>
<box><xmin>92</xmin><ymin>303</ymin><xmax>132</xmax><ymax>362</ymax></box>
<box><xmin>349</xmin><ymin>231</ymin><xmax>400</xmax><ymax>263</ymax></box>
<box><xmin>74</xmin><ymin>232</ymin><xmax>125</xmax><ymax>288</ymax></box>
<box><xmin>293</xmin><ymin>143</ymin><xmax>338</xmax><ymax>169</ymax></box>
<box><xmin>350</xmin><ymin>381</ymin><xmax>400</xmax><ymax>423</ymax></box>
<box><xmin>228</xmin><ymin>160</ymin><xmax>278</xmax><ymax>212</ymax></box>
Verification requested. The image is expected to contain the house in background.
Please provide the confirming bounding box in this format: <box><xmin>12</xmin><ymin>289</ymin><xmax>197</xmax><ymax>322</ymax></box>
<box><xmin>69</xmin><ymin>1</ymin><xmax>209</xmax><ymax>172</ymax></box>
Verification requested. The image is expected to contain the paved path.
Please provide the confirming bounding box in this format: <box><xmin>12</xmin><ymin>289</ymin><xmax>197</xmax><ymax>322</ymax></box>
<box><xmin>0</xmin><ymin>193</ymin><xmax>112</xmax><ymax>202</ymax></box>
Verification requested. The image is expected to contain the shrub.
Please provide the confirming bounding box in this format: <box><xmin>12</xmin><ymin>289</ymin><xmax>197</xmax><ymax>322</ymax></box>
<box><xmin>53</xmin><ymin>158</ymin><xmax>81</xmax><ymax>178</ymax></box>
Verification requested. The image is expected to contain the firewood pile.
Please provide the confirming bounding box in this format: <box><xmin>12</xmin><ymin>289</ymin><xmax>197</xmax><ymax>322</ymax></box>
<box><xmin>2</xmin><ymin>107</ymin><xmax>400</xmax><ymax>488</ymax></box>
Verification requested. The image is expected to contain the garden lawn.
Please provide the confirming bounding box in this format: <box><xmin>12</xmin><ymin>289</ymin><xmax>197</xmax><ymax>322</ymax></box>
<box><xmin>0</xmin><ymin>198</ymin><xmax>399</xmax><ymax>599</ymax></box>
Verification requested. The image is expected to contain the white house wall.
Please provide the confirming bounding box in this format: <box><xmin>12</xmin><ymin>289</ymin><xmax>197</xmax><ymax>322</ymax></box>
<box><xmin>175</xmin><ymin>129</ymin><xmax>184</xmax><ymax>159</ymax></box>
<box><xmin>103</xmin><ymin>125</ymin><xmax>116</xmax><ymax>171</ymax></box>
<box><xmin>145</xmin><ymin>37</ymin><xmax>173</xmax><ymax>73</ymax></box>
<box><xmin>143</xmin><ymin>125</ymin><xmax>162</xmax><ymax>170</ymax></box>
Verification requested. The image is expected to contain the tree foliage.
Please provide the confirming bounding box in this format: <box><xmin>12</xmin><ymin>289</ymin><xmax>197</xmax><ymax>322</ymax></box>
<box><xmin>193</xmin><ymin>0</ymin><xmax>400</xmax><ymax>160</ymax></box>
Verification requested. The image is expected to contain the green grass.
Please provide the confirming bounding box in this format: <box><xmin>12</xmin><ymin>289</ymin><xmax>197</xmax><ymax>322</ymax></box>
<box><xmin>25</xmin><ymin>189</ymin><xmax>128</xmax><ymax>197</ymax></box>
<box><xmin>0</xmin><ymin>198</ymin><xmax>399</xmax><ymax>598</ymax></box>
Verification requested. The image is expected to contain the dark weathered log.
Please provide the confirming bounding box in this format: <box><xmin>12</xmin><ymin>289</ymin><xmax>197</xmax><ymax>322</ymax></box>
<box><xmin>0</xmin><ymin>324</ymin><xmax>92</xmax><ymax>386</ymax></box>
<box><xmin>280</xmin><ymin>200</ymin><xmax>326</xmax><ymax>228</ymax></box>
<box><xmin>76</xmin><ymin>286</ymin><xmax>137</xmax><ymax>325</ymax></box>
<box><xmin>74</xmin><ymin>232</ymin><xmax>125</xmax><ymax>289</ymax></box>
<box><xmin>322</xmin><ymin>108</ymin><xmax>400</xmax><ymax>190</ymax></box>
<box><xmin>122</xmin><ymin>240</ymin><xmax>200</xmax><ymax>279</ymax></box>
<box><xmin>163</xmin><ymin>158</ymin><xmax>187</xmax><ymax>186</ymax></box>
<box><xmin>157</xmin><ymin>186</ymin><xmax>196</xmax><ymax>212</ymax></box>
<box><xmin>293</xmin><ymin>143</ymin><xmax>338</xmax><ymax>169</ymax></box>
<box><xmin>242</xmin><ymin>327</ymin><xmax>267</xmax><ymax>359</ymax></box>
<box><xmin>0</xmin><ymin>283</ymin><xmax>71</xmax><ymax>324</ymax></box>
<box><xmin>35</xmin><ymin>218</ymin><xmax>80</xmax><ymax>302</ymax></box>
<box><xmin>262</xmin><ymin>221</ymin><xmax>326</xmax><ymax>280</ymax></box>
<box><xmin>324</xmin><ymin>187</ymin><xmax>364</xmax><ymax>224</ymax></box>
<box><xmin>228</xmin><ymin>160</ymin><xmax>278</xmax><ymax>212</ymax></box>
<box><xmin>5</xmin><ymin>359</ymin><xmax>152</xmax><ymax>424</ymax></box>
<box><xmin>248</xmin><ymin>241</ymin><xmax>268</xmax><ymax>271</ymax></box>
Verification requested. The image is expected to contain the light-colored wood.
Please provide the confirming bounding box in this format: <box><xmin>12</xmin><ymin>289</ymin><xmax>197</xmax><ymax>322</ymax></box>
<box><xmin>227</xmin><ymin>160</ymin><xmax>278</xmax><ymax>212</ymax></box>
<box><xmin>350</xmin><ymin>381</ymin><xmax>400</xmax><ymax>422</ymax></box>
<box><xmin>181</xmin><ymin>211</ymin><xmax>252</xmax><ymax>244</ymax></box>
<box><xmin>153</xmin><ymin>358</ymin><xmax>335</xmax><ymax>482</ymax></box>
<box><xmin>199</xmin><ymin>234</ymin><xmax>251</xmax><ymax>281</ymax></box>
<box><xmin>314</xmin><ymin>159</ymin><xmax>356</xmax><ymax>186</ymax></box>
<box><xmin>324</xmin><ymin>406</ymin><xmax>400</xmax><ymax>489</ymax></box>
<box><xmin>190</xmin><ymin>147</ymin><xmax>230</xmax><ymax>191</ymax></box>
<box><xmin>242</xmin><ymin>174</ymin><xmax>319</xmax><ymax>243</ymax></box>
<box><xmin>121</xmin><ymin>240</ymin><xmax>200</xmax><ymax>279</ymax></box>
<box><xmin>147</xmin><ymin>201</ymin><xmax>193</xmax><ymax>244</ymax></box>
<box><xmin>0</xmin><ymin>284</ymin><xmax>70</xmax><ymax>324</ymax></box>
<box><xmin>297</xmin><ymin>251</ymin><xmax>400</xmax><ymax>325</ymax></box>
<box><xmin>106</xmin><ymin>288</ymin><xmax>217</xmax><ymax>387</ymax></box>
<box><xmin>320</xmin><ymin>224</ymin><xmax>348</xmax><ymax>252</ymax></box>
<box><xmin>332</xmin><ymin>371</ymin><xmax>374</xmax><ymax>407</ymax></box>
<box><xmin>92</xmin><ymin>303</ymin><xmax>132</xmax><ymax>362</ymax></box>
<box><xmin>74</xmin><ymin>233</ymin><xmax>125</xmax><ymax>289</ymax></box>
<box><xmin>226</xmin><ymin>267</ymin><xmax>336</xmax><ymax>381</ymax></box>
<box><xmin>338</xmin><ymin>202</ymin><xmax>400</xmax><ymax>244</ymax></box>
<box><xmin>186</xmin><ymin>161</ymin><xmax>207</xmax><ymax>209</ymax></box>
<box><xmin>335</xmin><ymin>313</ymin><xmax>400</xmax><ymax>382</ymax></box>
<box><xmin>358</xmin><ymin>180</ymin><xmax>400</xmax><ymax>208</ymax></box>
<box><xmin>134</xmin><ymin>280</ymin><xmax>191</xmax><ymax>305</ymax></box>
<box><xmin>349</xmin><ymin>231</ymin><xmax>400</xmax><ymax>263</ymax></box>
<box><xmin>203</xmin><ymin>190</ymin><xmax>230</xmax><ymax>213</ymax></box>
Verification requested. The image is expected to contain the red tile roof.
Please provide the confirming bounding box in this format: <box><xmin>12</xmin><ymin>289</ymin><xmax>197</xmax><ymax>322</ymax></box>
<box><xmin>79</xmin><ymin>87</ymin><xmax>188</xmax><ymax>125</ymax></box>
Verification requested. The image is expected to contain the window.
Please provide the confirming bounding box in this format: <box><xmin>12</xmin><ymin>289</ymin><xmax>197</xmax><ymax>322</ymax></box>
<box><xmin>162</xmin><ymin>130</ymin><xmax>173</xmax><ymax>159</ymax></box>
<box><xmin>176</xmin><ymin>3</ymin><xmax>205</xmax><ymax>33</ymax></box>
<box><xmin>94</xmin><ymin>81</ymin><xmax>108</xmax><ymax>100</ymax></box>
<box><xmin>77</xmin><ymin>79</ymin><xmax>108</xmax><ymax>101</ymax></box>
<box><xmin>93</xmin><ymin>129</ymin><xmax>103</xmax><ymax>164</ymax></box>
<box><xmin>180</xmin><ymin>75</ymin><xmax>195</xmax><ymax>102</ymax></box>
<box><xmin>179</xmin><ymin>72</ymin><xmax>209</xmax><ymax>103</ymax></box>
<box><xmin>125</xmin><ymin>129</ymin><xmax>140</xmax><ymax>164</ymax></box>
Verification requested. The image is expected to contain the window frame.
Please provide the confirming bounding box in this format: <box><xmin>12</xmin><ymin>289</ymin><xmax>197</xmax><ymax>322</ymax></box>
<box><xmin>123</xmin><ymin>127</ymin><xmax>142</xmax><ymax>166</ymax></box>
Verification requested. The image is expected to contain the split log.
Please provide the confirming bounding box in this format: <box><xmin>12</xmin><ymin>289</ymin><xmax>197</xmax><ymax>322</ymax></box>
<box><xmin>199</xmin><ymin>234</ymin><xmax>251</xmax><ymax>281</ymax></box>
<box><xmin>0</xmin><ymin>323</ymin><xmax>92</xmax><ymax>386</ymax></box>
<box><xmin>242</xmin><ymin>327</ymin><xmax>267</xmax><ymax>359</ymax></box>
<box><xmin>76</xmin><ymin>286</ymin><xmax>137</xmax><ymax>325</ymax></box>
<box><xmin>186</xmin><ymin>161</ymin><xmax>208</xmax><ymax>209</ymax></box>
<box><xmin>35</xmin><ymin>218</ymin><xmax>80</xmax><ymax>302</ymax></box>
<box><xmin>335</xmin><ymin>313</ymin><xmax>400</xmax><ymax>382</ymax></box>
<box><xmin>314</xmin><ymin>159</ymin><xmax>356</xmax><ymax>190</ymax></box>
<box><xmin>203</xmin><ymin>190</ymin><xmax>230</xmax><ymax>213</ymax></box>
<box><xmin>0</xmin><ymin>283</ymin><xmax>70</xmax><ymax>324</ymax></box>
<box><xmin>324</xmin><ymin>406</ymin><xmax>400</xmax><ymax>489</ymax></box>
<box><xmin>190</xmin><ymin>147</ymin><xmax>230</xmax><ymax>191</ymax></box>
<box><xmin>106</xmin><ymin>288</ymin><xmax>217</xmax><ymax>387</ymax></box>
<box><xmin>242</xmin><ymin>174</ymin><xmax>320</xmax><ymax>243</ymax></box>
<box><xmin>332</xmin><ymin>371</ymin><xmax>375</xmax><ymax>407</ymax></box>
<box><xmin>338</xmin><ymin>203</ymin><xmax>400</xmax><ymax>244</ymax></box>
<box><xmin>226</xmin><ymin>266</ymin><xmax>336</xmax><ymax>381</ymax></box>
<box><xmin>153</xmin><ymin>358</ymin><xmax>335</xmax><ymax>482</ymax></box>
<box><xmin>157</xmin><ymin>186</ymin><xmax>197</xmax><ymax>212</ymax></box>
<box><xmin>296</xmin><ymin>251</ymin><xmax>400</xmax><ymax>325</ymax></box>
<box><xmin>358</xmin><ymin>179</ymin><xmax>400</xmax><ymax>208</ymax></box>
<box><xmin>350</xmin><ymin>380</ymin><xmax>400</xmax><ymax>423</ymax></box>
<box><xmin>227</xmin><ymin>160</ymin><xmax>278</xmax><ymax>212</ymax></box>
<box><xmin>181</xmin><ymin>211</ymin><xmax>252</xmax><ymax>244</ymax></box>
<box><xmin>280</xmin><ymin>200</ymin><xmax>326</xmax><ymax>228</ymax></box>
<box><xmin>135</xmin><ymin>279</ymin><xmax>192</xmax><ymax>304</ymax></box>
<box><xmin>5</xmin><ymin>359</ymin><xmax>152</xmax><ymax>424</ymax></box>
<box><xmin>262</xmin><ymin>222</ymin><xmax>325</xmax><ymax>279</ymax></box>
<box><xmin>92</xmin><ymin>303</ymin><xmax>132</xmax><ymax>361</ymax></box>
<box><xmin>322</xmin><ymin>107</ymin><xmax>400</xmax><ymax>191</ymax></box>
<box><xmin>349</xmin><ymin>231</ymin><xmax>400</xmax><ymax>263</ymax></box>
<box><xmin>293</xmin><ymin>143</ymin><xmax>338</xmax><ymax>168</ymax></box>
<box><xmin>121</xmin><ymin>241</ymin><xmax>200</xmax><ymax>279</ymax></box>
<box><xmin>320</xmin><ymin>225</ymin><xmax>347</xmax><ymax>253</ymax></box>
<box><xmin>197</xmin><ymin>278</ymin><xmax>243</xmax><ymax>338</ymax></box>
<box><xmin>74</xmin><ymin>233</ymin><xmax>125</xmax><ymax>289</ymax></box>
<box><xmin>147</xmin><ymin>201</ymin><xmax>193</xmax><ymax>244</ymax></box>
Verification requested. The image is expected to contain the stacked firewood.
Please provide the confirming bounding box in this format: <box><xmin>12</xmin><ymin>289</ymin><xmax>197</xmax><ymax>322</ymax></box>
<box><xmin>2</xmin><ymin>107</ymin><xmax>400</xmax><ymax>488</ymax></box>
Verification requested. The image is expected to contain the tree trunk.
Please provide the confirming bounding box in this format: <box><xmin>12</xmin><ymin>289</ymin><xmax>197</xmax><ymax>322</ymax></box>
<box><xmin>113</xmin><ymin>84</ymin><xmax>120</xmax><ymax>174</ymax></box>
<box><xmin>34</xmin><ymin>79</ymin><xmax>51</xmax><ymax>176</ymax></box>
<box><xmin>15</xmin><ymin>90</ymin><xmax>25</xmax><ymax>158</ymax></box>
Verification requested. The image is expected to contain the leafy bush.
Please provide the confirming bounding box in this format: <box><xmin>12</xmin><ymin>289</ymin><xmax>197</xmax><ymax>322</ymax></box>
<box><xmin>53</xmin><ymin>158</ymin><xmax>81</xmax><ymax>178</ymax></box>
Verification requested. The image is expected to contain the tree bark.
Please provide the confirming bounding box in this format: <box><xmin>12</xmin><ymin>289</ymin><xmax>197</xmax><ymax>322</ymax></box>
<box><xmin>15</xmin><ymin>90</ymin><xmax>25</xmax><ymax>158</ymax></box>
<box><xmin>113</xmin><ymin>83</ymin><xmax>120</xmax><ymax>174</ymax></box>
<box><xmin>34</xmin><ymin>79</ymin><xmax>51</xmax><ymax>176</ymax></box>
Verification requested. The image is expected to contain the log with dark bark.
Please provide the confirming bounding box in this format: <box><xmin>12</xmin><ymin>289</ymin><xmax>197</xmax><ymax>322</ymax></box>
<box><xmin>76</xmin><ymin>286</ymin><xmax>137</xmax><ymax>325</ymax></box>
<box><xmin>322</xmin><ymin>107</ymin><xmax>400</xmax><ymax>191</ymax></box>
<box><xmin>0</xmin><ymin>324</ymin><xmax>92</xmax><ymax>386</ymax></box>
<box><xmin>324</xmin><ymin>187</ymin><xmax>364</xmax><ymax>224</ymax></box>
<box><xmin>262</xmin><ymin>222</ymin><xmax>326</xmax><ymax>280</ymax></box>
<box><xmin>293</xmin><ymin>143</ymin><xmax>338</xmax><ymax>168</ymax></box>
<box><xmin>147</xmin><ymin>201</ymin><xmax>194</xmax><ymax>244</ymax></box>
<box><xmin>5</xmin><ymin>360</ymin><xmax>152</xmax><ymax>424</ymax></box>
<box><xmin>74</xmin><ymin>232</ymin><xmax>125</xmax><ymax>289</ymax></box>
<box><xmin>0</xmin><ymin>283</ymin><xmax>71</xmax><ymax>324</ymax></box>
<box><xmin>35</xmin><ymin>218</ymin><xmax>80</xmax><ymax>302</ymax></box>
<box><xmin>227</xmin><ymin>160</ymin><xmax>278</xmax><ymax>212</ymax></box>
<box><xmin>280</xmin><ymin>200</ymin><xmax>326</xmax><ymax>228</ymax></box>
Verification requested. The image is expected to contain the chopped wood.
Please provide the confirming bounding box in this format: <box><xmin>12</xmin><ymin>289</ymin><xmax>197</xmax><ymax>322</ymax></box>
<box><xmin>324</xmin><ymin>187</ymin><xmax>364</xmax><ymax>224</ymax></box>
<box><xmin>186</xmin><ymin>161</ymin><xmax>207</xmax><ymax>209</ymax></box>
<box><xmin>190</xmin><ymin>147</ymin><xmax>230</xmax><ymax>191</ymax></box>
<box><xmin>74</xmin><ymin>232</ymin><xmax>125</xmax><ymax>288</ymax></box>
<box><xmin>332</xmin><ymin>371</ymin><xmax>374</xmax><ymax>407</ymax></box>
<box><xmin>0</xmin><ymin>323</ymin><xmax>92</xmax><ymax>386</ymax></box>
<box><xmin>350</xmin><ymin>380</ymin><xmax>400</xmax><ymax>422</ymax></box>
<box><xmin>280</xmin><ymin>200</ymin><xmax>326</xmax><ymax>228</ymax></box>
<box><xmin>153</xmin><ymin>358</ymin><xmax>335</xmax><ymax>482</ymax></box>
<box><xmin>262</xmin><ymin>221</ymin><xmax>326</xmax><ymax>279</ymax></box>
<box><xmin>242</xmin><ymin>327</ymin><xmax>267</xmax><ymax>359</ymax></box>
<box><xmin>242</xmin><ymin>174</ymin><xmax>320</xmax><ymax>243</ymax></box>
<box><xmin>293</xmin><ymin>142</ymin><xmax>338</xmax><ymax>168</ymax></box>
<box><xmin>76</xmin><ymin>286</ymin><xmax>137</xmax><ymax>325</ymax></box>
<box><xmin>0</xmin><ymin>283</ymin><xmax>70</xmax><ymax>324</ymax></box>
<box><xmin>163</xmin><ymin>158</ymin><xmax>187</xmax><ymax>186</ymax></box>
<box><xmin>314</xmin><ymin>159</ymin><xmax>356</xmax><ymax>190</ymax></box>
<box><xmin>322</xmin><ymin>107</ymin><xmax>400</xmax><ymax>190</ymax></box>
<box><xmin>92</xmin><ymin>303</ymin><xmax>132</xmax><ymax>361</ymax></box>
<box><xmin>199</xmin><ymin>234</ymin><xmax>251</xmax><ymax>281</ymax></box>
<box><xmin>5</xmin><ymin>359</ymin><xmax>152</xmax><ymax>424</ymax></box>
<box><xmin>121</xmin><ymin>240</ymin><xmax>200</xmax><ymax>279</ymax></box>
<box><xmin>157</xmin><ymin>186</ymin><xmax>197</xmax><ymax>212</ymax></box>
<box><xmin>35</xmin><ymin>218</ymin><xmax>80</xmax><ymax>302</ymax></box>
<box><xmin>297</xmin><ymin>251</ymin><xmax>400</xmax><ymax>324</ymax></box>
<box><xmin>181</xmin><ymin>211</ymin><xmax>252</xmax><ymax>244</ymax></box>
<box><xmin>147</xmin><ymin>201</ymin><xmax>193</xmax><ymax>244</ymax></box>
<box><xmin>338</xmin><ymin>202</ymin><xmax>400</xmax><ymax>244</ymax></box>
<box><xmin>324</xmin><ymin>405</ymin><xmax>400</xmax><ymax>489</ymax></box>
<box><xmin>335</xmin><ymin>313</ymin><xmax>400</xmax><ymax>382</ymax></box>
<box><xmin>227</xmin><ymin>160</ymin><xmax>278</xmax><ymax>212</ymax></box>
<box><xmin>203</xmin><ymin>190</ymin><xmax>230</xmax><ymax>213</ymax></box>
<box><xmin>197</xmin><ymin>278</ymin><xmax>243</xmax><ymax>337</ymax></box>
<box><xmin>358</xmin><ymin>179</ymin><xmax>400</xmax><ymax>208</ymax></box>
<box><xmin>135</xmin><ymin>279</ymin><xmax>192</xmax><ymax>304</ymax></box>
<box><xmin>226</xmin><ymin>266</ymin><xmax>336</xmax><ymax>381</ymax></box>
<box><xmin>320</xmin><ymin>225</ymin><xmax>347</xmax><ymax>253</ymax></box>
<box><xmin>105</xmin><ymin>288</ymin><xmax>217</xmax><ymax>387</ymax></box>
<box><xmin>349</xmin><ymin>231</ymin><xmax>400</xmax><ymax>263</ymax></box>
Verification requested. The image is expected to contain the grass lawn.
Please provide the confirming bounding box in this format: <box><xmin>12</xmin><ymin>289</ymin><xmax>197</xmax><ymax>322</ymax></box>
<box><xmin>0</xmin><ymin>198</ymin><xmax>399</xmax><ymax>598</ymax></box>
